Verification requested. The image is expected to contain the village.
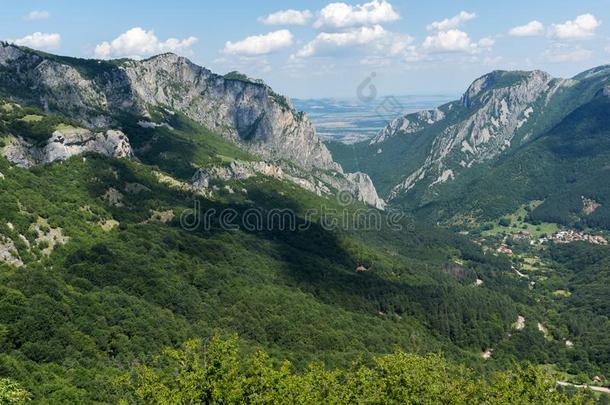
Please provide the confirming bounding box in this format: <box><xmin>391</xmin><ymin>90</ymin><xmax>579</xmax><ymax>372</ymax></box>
<box><xmin>497</xmin><ymin>229</ymin><xmax>608</xmax><ymax>255</ymax></box>
<box><xmin>539</xmin><ymin>229</ymin><xmax>608</xmax><ymax>246</ymax></box>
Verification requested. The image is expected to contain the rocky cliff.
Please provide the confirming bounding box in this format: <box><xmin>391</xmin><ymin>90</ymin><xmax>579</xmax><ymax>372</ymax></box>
<box><xmin>0</xmin><ymin>43</ymin><xmax>335</xmax><ymax>170</ymax></box>
<box><xmin>346</xmin><ymin>67</ymin><xmax>609</xmax><ymax>204</ymax></box>
<box><xmin>3</xmin><ymin>126</ymin><xmax>132</xmax><ymax>168</ymax></box>
<box><xmin>387</xmin><ymin>70</ymin><xmax>567</xmax><ymax>198</ymax></box>
<box><xmin>370</xmin><ymin>108</ymin><xmax>445</xmax><ymax>145</ymax></box>
<box><xmin>0</xmin><ymin>42</ymin><xmax>384</xmax><ymax>208</ymax></box>
<box><xmin>191</xmin><ymin>160</ymin><xmax>385</xmax><ymax>209</ymax></box>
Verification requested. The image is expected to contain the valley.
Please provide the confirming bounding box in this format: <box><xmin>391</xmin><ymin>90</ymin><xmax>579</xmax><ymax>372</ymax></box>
<box><xmin>294</xmin><ymin>94</ymin><xmax>454</xmax><ymax>143</ymax></box>
<box><xmin>0</xmin><ymin>40</ymin><xmax>608</xmax><ymax>403</ymax></box>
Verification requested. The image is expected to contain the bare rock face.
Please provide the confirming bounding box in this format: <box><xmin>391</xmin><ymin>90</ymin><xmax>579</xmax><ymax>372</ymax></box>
<box><xmin>0</xmin><ymin>43</ymin><xmax>384</xmax><ymax>207</ymax></box>
<box><xmin>122</xmin><ymin>54</ymin><xmax>338</xmax><ymax>171</ymax></box>
<box><xmin>370</xmin><ymin>109</ymin><xmax>445</xmax><ymax>145</ymax></box>
<box><xmin>343</xmin><ymin>172</ymin><xmax>386</xmax><ymax>209</ymax></box>
<box><xmin>0</xmin><ymin>235</ymin><xmax>23</xmax><ymax>267</ymax></box>
<box><xmin>192</xmin><ymin>161</ymin><xmax>385</xmax><ymax>209</ymax></box>
<box><xmin>2</xmin><ymin>127</ymin><xmax>133</xmax><ymax>168</ymax></box>
<box><xmin>387</xmin><ymin>70</ymin><xmax>565</xmax><ymax>199</ymax></box>
<box><xmin>192</xmin><ymin>161</ymin><xmax>285</xmax><ymax>187</ymax></box>
<box><xmin>0</xmin><ymin>43</ymin><xmax>337</xmax><ymax>171</ymax></box>
<box><xmin>0</xmin><ymin>45</ymin><xmax>118</xmax><ymax>127</ymax></box>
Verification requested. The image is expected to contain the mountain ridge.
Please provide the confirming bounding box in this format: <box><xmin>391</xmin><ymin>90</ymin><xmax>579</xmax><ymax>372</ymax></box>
<box><xmin>329</xmin><ymin>64</ymin><xmax>610</xmax><ymax>221</ymax></box>
<box><xmin>0</xmin><ymin>42</ymin><xmax>385</xmax><ymax>208</ymax></box>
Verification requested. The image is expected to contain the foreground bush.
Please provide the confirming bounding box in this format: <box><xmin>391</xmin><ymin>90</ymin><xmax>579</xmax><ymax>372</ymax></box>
<box><xmin>119</xmin><ymin>334</ymin><xmax>589</xmax><ymax>404</ymax></box>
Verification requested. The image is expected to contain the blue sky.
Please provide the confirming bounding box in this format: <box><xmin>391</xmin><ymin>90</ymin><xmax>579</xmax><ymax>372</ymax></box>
<box><xmin>2</xmin><ymin>0</ymin><xmax>610</xmax><ymax>98</ymax></box>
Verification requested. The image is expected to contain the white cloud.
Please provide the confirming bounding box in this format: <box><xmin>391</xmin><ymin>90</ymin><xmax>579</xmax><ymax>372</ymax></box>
<box><xmin>478</xmin><ymin>37</ymin><xmax>495</xmax><ymax>49</ymax></box>
<box><xmin>483</xmin><ymin>55</ymin><xmax>504</xmax><ymax>66</ymax></box>
<box><xmin>426</xmin><ymin>11</ymin><xmax>476</xmax><ymax>31</ymax></box>
<box><xmin>509</xmin><ymin>20</ymin><xmax>544</xmax><ymax>37</ymax></box>
<box><xmin>259</xmin><ymin>9</ymin><xmax>313</xmax><ymax>25</ymax></box>
<box><xmin>384</xmin><ymin>34</ymin><xmax>417</xmax><ymax>56</ymax></box>
<box><xmin>224</xmin><ymin>30</ymin><xmax>293</xmax><ymax>56</ymax></box>
<box><xmin>549</xmin><ymin>14</ymin><xmax>600</xmax><ymax>39</ymax></box>
<box><xmin>23</xmin><ymin>10</ymin><xmax>50</xmax><ymax>21</ymax></box>
<box><xmin>313</xmin><ymin>0</ymin><xmax>400</xmax><ymax>29</ymax></box>
<box><xmin>94</xmin><ymin>28</ymin><xmax>197</xmax><ymax>59</ymax></box>
<box><xmin>423</xmin><ymin>29</ymin><xmax>484</xmax><ymax>53</ymax></box>
<box><xmin>12</xmin><ymin>32</ymin><xmax>61</xmax><ymax>50</ymax></box>
<box><xmin>293</xmin><ymin>25</ymin><xmax>388</xmax><ymax>58</ymax></box>
<box><xmin>545</xmin><ymin>44</ymin><xmax>593</xmax><ymax>62</ymax></box>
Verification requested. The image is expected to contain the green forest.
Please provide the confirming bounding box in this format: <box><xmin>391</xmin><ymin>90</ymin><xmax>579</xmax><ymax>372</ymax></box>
<box><xmin>1</xmin><ymin>98</ymin><xmax>609</xmax><ymax>403</ymax></box>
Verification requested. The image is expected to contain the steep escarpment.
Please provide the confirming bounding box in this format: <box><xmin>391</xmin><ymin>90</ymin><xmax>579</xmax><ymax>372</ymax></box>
<box><xmin>331</xmin><ymin>66</ymin><xmax>610</xmax><ymax>219</ymax></box>
<box><xmin>3</xmin><ymin>126</ymin><xmax>132</xmax><ymax>168</ymax></box>
<box><xmin>370</xmin><ymin>108</ymin><xmax>445</xmax><ymax>145</ymax></box>
<box><xmin>388</xmin><ymin>70</ymin><xmax>563</xmax><ymax>198</ymax></box>
<box><xmin>0</xmin><ymin>43</ymin><xmax>335</xmax><ymax>170</ymax></box>
<box><xmin>0</xmin><ymin>42</ymin><xmax>383</xmax><ymax>207</ymax></box>
<box><xmin>121</xmin><ymin>54</ymin><xmax>337</xmax><ymax>171</ymax></box>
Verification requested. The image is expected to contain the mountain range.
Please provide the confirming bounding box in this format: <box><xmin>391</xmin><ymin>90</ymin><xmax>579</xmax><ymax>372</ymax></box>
<box><xmin>0</xmin><ymin>43</ymin><xmax>608</xmax><ymax>402</ymax></box>
<box><xmin>329</xmin><ymin>66</ymin><xmax>610</xmax><ymax>228</ymax></box>
<box><xmin>0</xmin><ymin>42</ymin><xmax>385</xmax><ymax>209</ymax></box>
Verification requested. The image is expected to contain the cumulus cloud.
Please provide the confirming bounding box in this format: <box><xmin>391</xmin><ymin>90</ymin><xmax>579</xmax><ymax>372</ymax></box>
<box><xmin>313</xmin><ymin>0</ymin><xmax>400</xmax><ymax>29</ymax></box>
<box><xmin>426</xmin><ymin>11</ymin><xmax>476</xmax><ymax>31</ymax></box>
<box><xmin>549</xmin><ymin>14</ymin><xmax>600</xmax><ymax>39</ymax></box>
<box><xmin>478</xmin><ymin>37</ymin><xmax>495</xmax><ymax>49</ymax></box>
<box><xmin>383</xmin><ymin>33</ymin><xmax>417</xmax><ymax>56</ymax></box>
<box><xmin>94</xmin><ymin>28</ymin><xmax>197</xmax><ymax>59</ymax></box>
<box><xmin>545</xmin><ymin>44</ymin><xmax>593</xmax><ymax>62</ymax></box>
<box><xmin>422</xmin><ymin>29</ymin><xmax>490</xmax><ymax>53</ymax></box>
<box><xmin>293</xmin><ymin>25</ymin><xmax>388</xmax><ymax>58</ymax></box>
<box><xmin>224</xmin><ymin>30</ymin><xmax>294</xmax><ymax>56</ymax></box>
<box><xmin>11</xmin><ymin>32</ymin><xmax>61</xmax><ymax>50</ymax></box>
<box><xmin>23</xmin><ymin>10</ymin><xmax>50</xmax><ymax>21</ymax></box>
<box><xmin>509</xmin><ymin>20</ymin><xmax>544</xmax><ymax>37</ymax></box>
<box><xmin>259</xmin><ymin>9</ymin><xmax>313</xmax><ymax>25</ymax></box>
<box><xmin>291</xmin><ymin>24</ymin><xmax>417</xmax><ymax>65</ymax></box>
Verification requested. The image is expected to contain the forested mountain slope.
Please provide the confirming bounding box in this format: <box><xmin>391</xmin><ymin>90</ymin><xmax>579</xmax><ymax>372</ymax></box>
<box><xmin>0</xmin><ymin>98</ymin><xmax>604</xmax><ymax>402</ymax></box>
<box><xmin>0</xmin><ymin>47</ymin><xmax>607</xmax><ymax>402</ymax></box>
<box><xmin>329</xmin><ymin>66</ymin><xmax>610</xmax><ymax>228</ymax></box>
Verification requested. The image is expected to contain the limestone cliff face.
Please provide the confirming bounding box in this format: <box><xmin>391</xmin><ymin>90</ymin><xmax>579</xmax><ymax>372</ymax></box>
<box><xmin>122</xmin><ymin>54</ymin><xmax>338</xmax><ymax>171</ymax></box>
<box><xmin>2</xmin><ymin>127</ymin><xmax>132</xmax><ymax>168</ymax></box>
<box><xmin>381</xmin><ymin>70</ymin><xmax>572</xmax><ymax>199</ymax></box>
<box><xmin>370</xmin><ymin>109</ymin><xmax>445</xmax><ymax>145</ymax></box>
<box><xmin>0</xmin><ymin>43</ymin><xmax>336</xmax><ymax>171</ymax></box>
<box><xmin>0</xmin><ymin>43</ymin><xmax>384</xmax><ymax>208</ymax></box>
<box><xmin>343</xmin><ymin>172</ymin><xmax>386</xmax><ymax>209</ymax></box>
<box><xmin>0</xmin><ymin>44</ymin><xmax>117</xmax><ymax>127</ymax></box>
<box><xmin>191</xmin><ymin>161</ymin><xmax>386</xmax><ymax>209</ymax></box>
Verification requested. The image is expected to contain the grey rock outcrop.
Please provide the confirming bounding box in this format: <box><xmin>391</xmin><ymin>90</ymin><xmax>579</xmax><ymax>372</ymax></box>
<box><xmin>122</xmin><ymin>54</ymin><xmax>338</xmax><ymax>171</ymax></box>
<box><xmin>2</xmin><ymin>127</ymin><xmax>132</xmax><ymax>168</ymax></box>
<box><xmin>370</xmin><ymin>108</ymin><xmax>445</xmax><ymax>145</ymax></box>
<box><xmin>343</xmin><ymin>172</ymin><xmax>386</xmax><ymax>209</ymax></box>
<box><xmin>0</xmin><ymin>236</ymin><xmax>23</xmax><ymax>267</ymax></box>
<box><xmin>0</xmin><ymin>43</ymin><xmax>336</xmax><ymax>170</ymax></box>
<box><xmin>192</xmin><ymin>160</ymin><xmax>385</xmax><ymax>209</ymax></box>
<box><xmin>387</xmin><ymin>70</ymin><xmax>568</xmax><ymax>199</ymax></box>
